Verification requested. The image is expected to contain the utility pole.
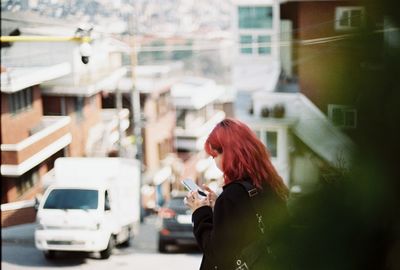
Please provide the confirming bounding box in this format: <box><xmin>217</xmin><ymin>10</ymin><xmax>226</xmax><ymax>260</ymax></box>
<box><xmin>116</xmin><ymin>81</ymin><xmax>123</xmax><ymax>156</ymax></box>
<box><xmin>130</xmin><ymin>36</ymin><xmax>143</xmax><ymax>165</ymax></box>
<box><xmin>128</xmin><ymin>10</ymin><xmax>144</xmax><ymax>221</ymax></box>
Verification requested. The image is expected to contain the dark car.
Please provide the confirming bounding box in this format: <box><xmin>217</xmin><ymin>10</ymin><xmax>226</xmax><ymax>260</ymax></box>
<box><xmin>157</xmin><ymin>194</ymin><xmax>197</xmax><ymax>252</ymax></box>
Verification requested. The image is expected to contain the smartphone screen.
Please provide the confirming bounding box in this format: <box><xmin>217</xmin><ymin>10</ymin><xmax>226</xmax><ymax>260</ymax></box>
<box><xmin>181</xmin><ymin>179</ymin><xmax>207</xmax><ymax>197</ymax></box>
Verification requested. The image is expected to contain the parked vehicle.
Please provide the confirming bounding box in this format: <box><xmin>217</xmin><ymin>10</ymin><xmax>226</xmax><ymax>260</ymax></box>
<box><xmin>157</xmin><ymin>192</ymin><xmax>197</xmax><ymax>252</ymax></box>
<box><xmin>35</xmin><ymin>157</ymin><xmax>141</xmax><ymax>259</ymax></box>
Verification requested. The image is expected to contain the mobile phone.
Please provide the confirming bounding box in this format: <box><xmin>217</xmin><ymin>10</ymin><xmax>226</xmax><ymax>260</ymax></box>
<box><xmin>181</xmin><ymin>179</ymin><xmax>207</xmax><ymax>197</ymax></box>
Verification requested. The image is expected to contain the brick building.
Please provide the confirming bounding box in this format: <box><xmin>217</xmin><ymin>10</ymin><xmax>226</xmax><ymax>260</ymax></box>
<box><xmin>1</xmin><ymin>17</ymin><xmax>130</xmax><ymax>226</ymax></box>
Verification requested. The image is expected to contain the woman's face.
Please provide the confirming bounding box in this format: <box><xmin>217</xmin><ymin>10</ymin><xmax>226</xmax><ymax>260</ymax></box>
<box><xmin>213</xmin><ymin>152</ymin><xmax>223</xmax><ymax>172</ymax></box>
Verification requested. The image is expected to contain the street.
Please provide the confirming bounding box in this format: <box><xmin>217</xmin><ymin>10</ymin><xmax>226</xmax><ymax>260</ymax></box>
<box><xmin>1</xmin><ymin>215</ymin><xmax>202</xmax><ymax>270</ymax></box>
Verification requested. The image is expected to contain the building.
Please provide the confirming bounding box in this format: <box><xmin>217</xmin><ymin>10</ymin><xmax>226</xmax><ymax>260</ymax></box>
<box><xmin>230</xmin><ymin>0</ymin><xmax>380</xmax><ymax>191</ymax></box>
<box><xmin>232</xmin><ymin>0</ymin><xmax>282</xmax><ymax>92</ymax></box>
<box><xmin>280</xmin><ymin>0</ymin><xmax>379</xmax><ymax>131</ymax></box>
<box><xmin>40</xmin><ymin>37</ymin><xmax>130</xmax><ymax>158</ymax></box>
<box><xmin>102</xmin><ymin>63</ymin><xmax>182</xmax><ymax>210</ymax></box>
<box><xmin>171</xmin><ymin>76</ymin><xmax>226</xmax><ymax>187</ymax></box>
<box><xmin>1</xmin><ymin>21</ymin><xmax>72</xmax><ymax>226</ymax></box>
<box><xmin>1</xmin><ymin>14</ymin><xmax>130</xmax><ymax>226</ymax></box>
<box><xmin>250</xmin><ymin>91</ymin><xmax>354</xmax><ymax>189</ymax></box>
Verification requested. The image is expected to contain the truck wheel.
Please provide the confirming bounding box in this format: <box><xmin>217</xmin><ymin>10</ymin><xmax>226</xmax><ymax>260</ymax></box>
<box><xmin>43</xmin><ymin>250</ymin><xmax>55</xmax><ymax>259</ymax></box>
<box><xmin>100</xmin><ymin>237</ymin><xmax>115</xmax><ymax>259</ymax></box>
<box><xmin>158</xmin><ymin>239</ymin><xmax>167</xmax><ymax>253</ymax></box>
<box><xmin>119</xmin><ymin>227</ymin><xmax>131</xmax><ymax>247</ymax></box>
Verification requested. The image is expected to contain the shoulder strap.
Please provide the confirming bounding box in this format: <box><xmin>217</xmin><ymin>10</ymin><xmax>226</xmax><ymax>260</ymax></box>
<box><xmin>235</xmin><ymin>181</ymin><xmax>266</xmax><ymax>235</ymax></box>
<box><xmin>236</xmin><ymin>180</ymin><xmax>259</xmax><ymax>198</ymax></box>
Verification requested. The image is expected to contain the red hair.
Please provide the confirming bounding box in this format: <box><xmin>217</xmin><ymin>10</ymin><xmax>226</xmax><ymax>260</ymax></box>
<box><xmin>205</xmin><ymin>118</ymin><xmax>288</xmax><ymax>200</ymax></box>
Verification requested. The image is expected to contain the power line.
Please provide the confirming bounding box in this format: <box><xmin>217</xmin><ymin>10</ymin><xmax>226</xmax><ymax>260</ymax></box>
<box><xmin>1</xmin><ymin>11</ymin><xmax>368</xmax><ymax>42</ymax></box>
<box><xmin>135</xmin><ymin>27</ymin><xmax>399</xmax><ymax>52</ymax></box>
<box><xmin>2</xmin><ymin>27</ymin><xmax>397</xmax><ymax>61</ymax></box>
<box><xmin>2</xmin><ymin>11</ymin><xmax>398</xmax><ymax>55</ymax></box>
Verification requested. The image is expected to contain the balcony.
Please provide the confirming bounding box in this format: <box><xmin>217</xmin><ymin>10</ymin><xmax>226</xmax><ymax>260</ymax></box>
<box><xmin>1</xmin><ymin>116</ymin><xmax>71</xmax><ymax>176</ymax></box>
<box><xmin>85</xmin><ymin>108</ymin><xmax>131</xmax><ymax>157</ymax></box>
<box><xmin>41</xmin><ymin>67</ymin><xmax>128</xmax><ymax>97</ymax></box>
<box><xmin>171</xmin><ymin>77</ymin><xmax>224</xmax><ymax>110</ymax></box>
<box><xmin>0</xmin><ymin>63</ymin><xmax>71</xmax><ymax>93</ymax></box>
<box><xmin>175</xmin><ymin>110</ymin><xmax>225</xmax><ymax>152</ymax></box>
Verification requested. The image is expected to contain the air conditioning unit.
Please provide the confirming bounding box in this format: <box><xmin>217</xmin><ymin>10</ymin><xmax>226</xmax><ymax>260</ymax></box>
<box><xmin>328</xmin><ymin>104</ymin><xmax>357</xmax><ymax>129</ymax></box>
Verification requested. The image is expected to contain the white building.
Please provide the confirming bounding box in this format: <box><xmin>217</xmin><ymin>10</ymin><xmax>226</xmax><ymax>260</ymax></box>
<box><xmin>171</xmin><ymin>77</ymin><xmax>225</xmax><ymax>153</ymax></box>
<box><xmin>231</xmin><ymin>1</ymin><xmax>354</xmax><ymax>191</ymax></box>
<box><xmin>171</xmin><ymin>77</ymin><xmax>226</xmax><ymax>183</ymax></box>
<box><xmin>232</xmin><ymin>0</ymin><xmax>281</xmax><ymax>92</ymax></box>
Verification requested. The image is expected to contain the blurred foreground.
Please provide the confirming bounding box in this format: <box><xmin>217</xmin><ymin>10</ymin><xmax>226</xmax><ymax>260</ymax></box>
<box><xmin>267</xmin><ymin>1</ymin><xmax>400</xmax><ymax>269</ymax></box>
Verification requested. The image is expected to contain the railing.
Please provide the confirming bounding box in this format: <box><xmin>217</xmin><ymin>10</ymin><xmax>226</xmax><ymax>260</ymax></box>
<box><xmin>1</xmin><ymin>116</ymin><xmax>70</xmax><ymax>151</ymax></box>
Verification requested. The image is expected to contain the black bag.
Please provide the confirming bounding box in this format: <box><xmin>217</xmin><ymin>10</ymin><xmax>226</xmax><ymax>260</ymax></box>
<box><xmin>233</xmin><ymin>181</ymin><xmax>276</xmax><ymax>270</ymax></box>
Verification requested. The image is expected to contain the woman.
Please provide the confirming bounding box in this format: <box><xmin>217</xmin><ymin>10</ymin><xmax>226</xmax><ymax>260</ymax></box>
<box><xmin>185</xmin><ymin>118</ymin><xmax>289</xmax><ymax>270</ymax></box>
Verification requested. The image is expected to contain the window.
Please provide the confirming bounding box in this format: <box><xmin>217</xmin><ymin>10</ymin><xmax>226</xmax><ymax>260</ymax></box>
<box><xmin>239</xmin><ymin>6</ymin><xmax>273</xmax><ymax>29</ymax></box>
<box><xmin>43</xmin><ymin>189</ymin><xmax>98</xmax><ymax>210</ymax></box>
<box><xmin>240</xmin><ymin>35</ymin><xmax>253</xmax><ymax>54</ymax></box>
<box><xmin>328</xmin><ymin>104</ymin><xmax>357</xmax><ymax>129</ymax></box>
<box><xmin>15</xmin><ymin>169</ymin><xmax>39</xmax><ymax>196</ymax></box>
<box><xmin>258</xmin><ymin>35</ymin><xmax>271</xmax><ymax>54</ymax></box>
<box><xmin>8</xmin><ymin>87</ymin><xmax>33</xmax><ymax>115</ymax></box>
<box><xmin>239</xmin><ymin>34</ymin><xmax>271</xmax><ymax>56</ymax></box>
<box><xmin>335</xmin><ymin>7</ymin><xmax>364</xmax><ymax>30</ymax></box>
<box><xmin>256</xmin><ymin>130</ymin><xmax>278</xmax><ymax>158</ymax></box>
<box><xmin>74</xmin><ymin>96</ymin><xmax>84</xmax><ymax>120</ymax></box>
<box><xmin>176</xmin><ymin>109</ymin><xmax>187</xmax><ymax>129</ymax></box>
<box><xmin>265</xmin><ymin>131</ymin><xmax>278</xmax><ymax>157</ymax></box>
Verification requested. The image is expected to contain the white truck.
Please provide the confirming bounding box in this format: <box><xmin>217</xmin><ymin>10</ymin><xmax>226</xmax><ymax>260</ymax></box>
<box><xmin>35</xmin><ymin>157</ymin><xmax>141</xmax><ymax>259</ymax></box>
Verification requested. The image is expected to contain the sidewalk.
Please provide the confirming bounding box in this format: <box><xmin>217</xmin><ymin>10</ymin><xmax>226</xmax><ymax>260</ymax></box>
<box><xmin>1</xmin><ymin>222</ymin><xmax>36</xmax><ymax>245</ymax></box>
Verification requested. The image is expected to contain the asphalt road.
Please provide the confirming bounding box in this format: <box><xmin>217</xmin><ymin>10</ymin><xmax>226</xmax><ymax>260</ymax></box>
<box><xmin>1</xmin><ymin>215</ymin><xmax>202</xmax><ymax>270</ymax></box>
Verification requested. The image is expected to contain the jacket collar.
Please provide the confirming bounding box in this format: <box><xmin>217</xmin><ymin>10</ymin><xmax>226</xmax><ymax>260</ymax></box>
<box><xmin>222</xmin><ymin>177</ymin><xmax>253</xmax><ymax>190</ymax></box>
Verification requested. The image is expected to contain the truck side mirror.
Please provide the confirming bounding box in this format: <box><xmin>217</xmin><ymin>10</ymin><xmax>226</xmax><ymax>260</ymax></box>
<box><xmin>104</xmin><ymin>190</ymin><xmax>111</xmax><ymax>211</ymax></box>
<box><xmin>34</xmin><ymin>194</ymin><xmax>42</xmax><ymax>211</ymax></box>
<box><xmin>104</xmin><ymin>201</ymin><xmax>111</xmax><ymax>211</ymax></box>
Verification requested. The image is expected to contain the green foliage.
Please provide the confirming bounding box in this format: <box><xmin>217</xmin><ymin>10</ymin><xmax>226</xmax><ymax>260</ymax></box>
<box><xmin>268</xmin><ymin>1</ymin><xmax>400</xmax><ymax>269</ymax></box>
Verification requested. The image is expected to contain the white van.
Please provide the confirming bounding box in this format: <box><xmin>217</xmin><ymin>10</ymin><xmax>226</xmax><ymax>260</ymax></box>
<box><xmin>35</xmin><ymin>157</ymin><xmax>141</xmax><ymax>259</ymax></box>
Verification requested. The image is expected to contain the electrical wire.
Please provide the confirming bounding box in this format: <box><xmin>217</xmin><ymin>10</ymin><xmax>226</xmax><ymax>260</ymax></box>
<box><xmin>0</xmin><ymin>11</ymin><xmax>374</xmax><ymax>43</ymax></box>
<box><xmin>1</xmin><ymin>12</ymin><xmax>398</xmax><ymax>55</ymax></box>
<box><xmin>2</xmin><ymin>27</ymin><xmax>397</xmax><ymax>62</ymax></box>
<box><xmin>134</xmin><ymin>27</ymin><xmax>399</xmax><ymax>52</ymax></box>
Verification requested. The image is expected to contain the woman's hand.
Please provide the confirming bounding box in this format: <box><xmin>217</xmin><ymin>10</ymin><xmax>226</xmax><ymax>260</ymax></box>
<box><xmin>184</xmin><ymin>191</ymin><xmax>210</xmax><ymax>212</ymax></box>
<box><xmin>202</xmin><ymin>184</ymin><xmax>218</xmax><ymax>209</ymax></box>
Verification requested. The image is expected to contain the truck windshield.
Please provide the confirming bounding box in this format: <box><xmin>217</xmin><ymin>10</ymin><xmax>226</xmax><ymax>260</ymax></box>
<box><xmin>43</xmin><ymin>189</ymin><xmax>98</xmax><ymax>210</ymax></box>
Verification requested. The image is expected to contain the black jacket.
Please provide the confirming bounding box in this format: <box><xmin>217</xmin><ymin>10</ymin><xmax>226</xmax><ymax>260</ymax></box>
<box><xmin>192</xmin><ymin>180</ymin><xmax>286</xmax><ymax>270</ymax></box>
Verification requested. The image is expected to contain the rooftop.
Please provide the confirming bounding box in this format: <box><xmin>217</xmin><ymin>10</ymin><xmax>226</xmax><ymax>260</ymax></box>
<box><xmin>171</xmin><ymin>77</ymin><xmax>224</xmax><ymax>109</ymax></box>
<box><xmin>0</xmin><ymin>63</ymin><xmax>71</xmax><ymax>93</ymax></box>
